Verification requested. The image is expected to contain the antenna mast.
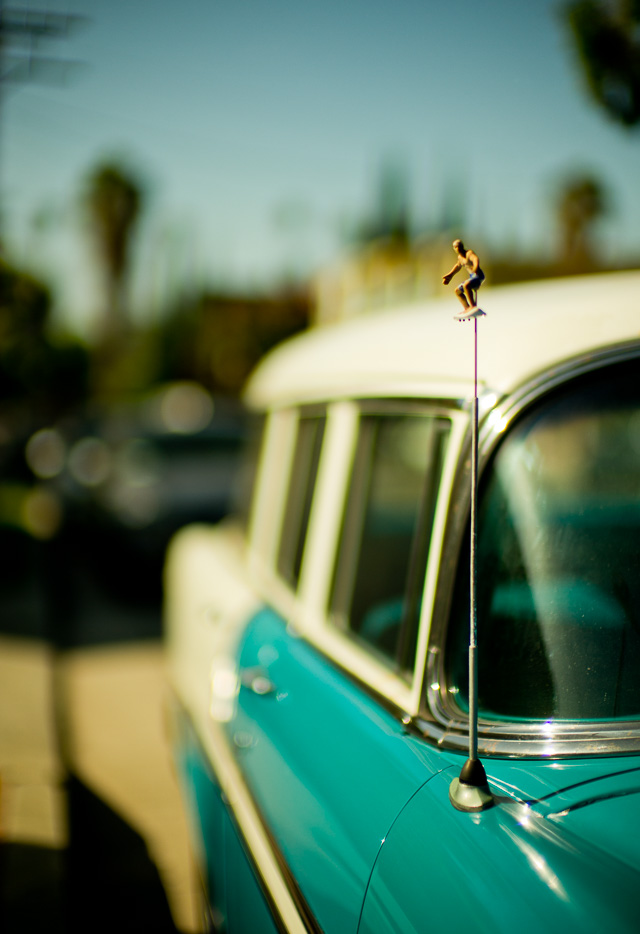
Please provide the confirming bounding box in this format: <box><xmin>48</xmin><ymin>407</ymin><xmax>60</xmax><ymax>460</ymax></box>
<box><xmin>449</xmin><ymin>314</ymin><xmax>493</xmax><ymax>812</ymax></box>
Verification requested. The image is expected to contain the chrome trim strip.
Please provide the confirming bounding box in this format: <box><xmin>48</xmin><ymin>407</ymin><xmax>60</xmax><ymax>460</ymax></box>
<box><xmin>263</xmin><ymin>398</ymin><xmax>469</xmax><ymax>719</ymax></box>
<box><xmin>415</xmin><ymin>708</ymin><xmax>640</xmax><ymax>760</ymax></box>
<box><xmin>170</xmin><ymin>696</ymin><xmax>323</xmax><ymax>934</ymax></box>
<box><xmin>424</xmin><ymin>341</ymin><xmax>640</xmax><ymax>759</ymax></box>
<box><xmin>479</xmin><ymin>340</ymin><xmax>640</xmax><ymax>453</ymax></box>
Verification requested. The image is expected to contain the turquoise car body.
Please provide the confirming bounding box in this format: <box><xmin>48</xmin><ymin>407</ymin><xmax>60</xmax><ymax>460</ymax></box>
<box><xmin>172</xmin><ymin>607</ymin><xmax>640</xmax><ymax>933</ymax></box>
<box><xmin>166</xmin><ymin>273</ymin><xmax>640</xmax><ymax>932</ymax></box>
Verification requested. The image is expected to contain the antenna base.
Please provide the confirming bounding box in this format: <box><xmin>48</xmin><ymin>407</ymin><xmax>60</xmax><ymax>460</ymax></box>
<box><xmin>449</xmin><ymin>758</ymin><xmax>494</xmax><ymax>812</ymax></box>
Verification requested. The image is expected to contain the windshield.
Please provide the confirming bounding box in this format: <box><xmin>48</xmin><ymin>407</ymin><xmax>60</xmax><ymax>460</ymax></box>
<box><xmin>446</xmin><ymin>359</ymin><xmax>640</xmax><ymax>721</ymax></box>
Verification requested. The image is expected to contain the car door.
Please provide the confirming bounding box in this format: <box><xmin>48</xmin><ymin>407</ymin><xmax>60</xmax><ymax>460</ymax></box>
<box><xmin>218</xmin><ymin>404</ymin><xmax>457</xmax><ymax>932</ymax></box>
<box><xmin>226</xmin><ymin>607</ymin><xmax>447</xmax><ymax>933</ymax></box>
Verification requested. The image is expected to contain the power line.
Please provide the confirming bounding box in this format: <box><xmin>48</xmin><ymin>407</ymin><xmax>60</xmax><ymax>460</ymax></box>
<box><xmin>0</xmin><ymin>1</ymin><xmax>87</xmax><ymax>87</ymax></box>
<box><xmin>0</xmin><ymin>1</ymin><xmax>87</xmax><ymax>240</ymax></box>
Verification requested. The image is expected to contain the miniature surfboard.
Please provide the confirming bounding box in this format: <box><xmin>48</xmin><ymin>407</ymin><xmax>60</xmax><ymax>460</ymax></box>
<box><xmin>454</xmin><ymin>306</ymin><xmax>486</xmax><ymax>322</ymax></box>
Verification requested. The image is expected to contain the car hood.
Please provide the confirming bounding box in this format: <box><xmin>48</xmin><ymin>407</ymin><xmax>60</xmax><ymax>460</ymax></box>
<box><xmin>488</xmin><ymin>758</ymin><xmax>640</xmax><ymax>874</ymax></box>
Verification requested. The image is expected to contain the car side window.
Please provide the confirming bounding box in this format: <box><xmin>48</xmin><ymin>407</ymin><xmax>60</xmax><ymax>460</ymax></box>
<box><xmin>329</xmin><ymin>411</ymin><xmax>450</xmax><ymax>672</ymax></box>
<box><xmin>277</xmin><ymin>410</ymin><xmax>326</xmax><ymax>589</ymax></box>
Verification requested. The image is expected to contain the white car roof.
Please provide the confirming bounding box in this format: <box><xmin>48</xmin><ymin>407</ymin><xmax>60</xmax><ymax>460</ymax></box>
<box><xmin>245</xmin><ymin>271</ymin><xmax>640</xmax><ymax>408</ymax></box>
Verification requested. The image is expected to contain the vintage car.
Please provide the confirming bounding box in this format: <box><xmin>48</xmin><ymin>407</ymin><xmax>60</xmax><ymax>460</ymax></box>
<box><xmin>165</xmin><ymin>271</ymin><xmax>640</xmax><ymax>933</ymax></box>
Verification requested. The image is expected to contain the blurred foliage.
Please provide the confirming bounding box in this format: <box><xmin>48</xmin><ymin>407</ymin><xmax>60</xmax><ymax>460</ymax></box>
<box><xmin>158</xmin><ymin>287</ymin><xmax>310</xmax><ymax>395</ymax></box>
<box><xmin>0</xmin><ymin>260</ymin><xmax>89</xmax><ymax>419</ymax></box>
<box><xmin>564</xmin><ymin>0</ymin><xmax>640</xmax><ymax>127</ymax></box>
<box><xmin>492</xmin><ymin>171</ymin><xmax>620</xmax><ymax>283</ymax></box>
<box><xmin>354</xmin><ymin>158</ymin><xmax>411</xmax><ymax>247</ymax></box>
<box><xmin>80</xmin><ymin>156</ymin><xmax>310</xmax><ymax>401</ymax></box>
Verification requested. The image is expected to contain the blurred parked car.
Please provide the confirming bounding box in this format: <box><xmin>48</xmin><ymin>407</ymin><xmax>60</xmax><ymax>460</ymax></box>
<box><xmin>166</xmin><ymin>272</ymin><xmax>640</xmax><ymax>933</ymax></box>
<box><xmin>22</xmin><ymin>383</ymin><xmax>247</xmax><ymax>605</ymax></box>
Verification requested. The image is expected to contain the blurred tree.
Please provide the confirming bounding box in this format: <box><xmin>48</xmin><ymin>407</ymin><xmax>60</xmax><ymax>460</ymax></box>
<box><xmin>0</xmin><ymin>261</ymin><xmax>88</xmax><ymax>418</ymax></box>
<box><xmin>564</xmin><ymin>0</ymin><xmax>640</xmax><ymax>127</ymax></box>
<box><xmin>556</xmin><ymin>173</ymin><xmax>609</xmax><ymax>271</ymax></box>
<box><xmin>84</xmin><ymin>161</ymin><xmax>144</xmax><ymax>341</ymax></box>
<box><xmin>158</xmin><ymin>287</ymin><xmax>310</xmax><ymax>396</ymax></box>
<box><xmin>355</xmin><ymin>157</ymin><xmax>411</xmax><ymax>246</ymax></box>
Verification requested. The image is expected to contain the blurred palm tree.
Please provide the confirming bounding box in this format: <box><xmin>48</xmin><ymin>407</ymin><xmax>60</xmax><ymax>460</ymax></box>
<box><xmin>557</xmin><ymin>174</ymin><xmax>609</xmax><ymax>272</ymax></box>
<box><xmin>564</xmin><ymin>0</ymin><xmax>640</xmax><ymax>127</ymax></box>
<box><xmin>85</xmin><ymin>162</ymin><xmax>144</xmax><ymax>342</ymax></box>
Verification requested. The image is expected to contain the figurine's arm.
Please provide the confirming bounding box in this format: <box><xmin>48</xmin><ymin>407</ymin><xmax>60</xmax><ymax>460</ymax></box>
<box><xmin>442</xmin><ymin>261</ymin><xmax>461</xmax><ymax>285</ymax></box>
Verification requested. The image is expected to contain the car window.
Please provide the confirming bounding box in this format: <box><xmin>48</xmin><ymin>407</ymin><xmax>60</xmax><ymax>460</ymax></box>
<box><xmin>446</xmin><ymin>359</ymin><xmax>640</xmax><ymax>721</ymax></box>
<box><xmin>277</xmin><ymin>411</ymin><xmax>326</xmax><ymax>589</ymax></box>
<box><xmin>329</xmin><ymin>412</ymin><xmax>450</xmax><ymax>673</ymax></box>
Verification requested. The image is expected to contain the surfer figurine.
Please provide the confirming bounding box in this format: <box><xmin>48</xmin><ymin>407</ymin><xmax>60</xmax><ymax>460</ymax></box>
<box><xmin>442</xmin><ymin>239</ymin><xmax>486</xmax><ymax>321</ymax></box>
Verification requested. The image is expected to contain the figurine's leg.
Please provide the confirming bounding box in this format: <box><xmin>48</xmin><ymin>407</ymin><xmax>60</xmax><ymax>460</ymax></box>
<box><xmin>455</xmin><ymin>284</ymin><xmax>469</xmax><ymax>308</ymax></box>
<box><xmin>464</xmin><ymin>274</ymin><xmax>483</xmax><ymax>309</ymax></box>
<box><xmin>463</xmin><ymin>283</ymin><xmax>476</xmax><ymax>307</ymax></box>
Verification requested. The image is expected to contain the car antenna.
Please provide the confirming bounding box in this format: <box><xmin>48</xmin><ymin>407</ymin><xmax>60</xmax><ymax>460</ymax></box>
<box><xmin>449</xmin><ymin>307</ymin><xmax>494</xmax><ymax>812</ymax></box>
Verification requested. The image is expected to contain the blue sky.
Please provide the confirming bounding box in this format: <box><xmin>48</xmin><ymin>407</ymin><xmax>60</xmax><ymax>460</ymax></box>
<box><xmin>3</xmin><ymin>0</ymin><xmax>639</xmax><ymax>335</ymax></box>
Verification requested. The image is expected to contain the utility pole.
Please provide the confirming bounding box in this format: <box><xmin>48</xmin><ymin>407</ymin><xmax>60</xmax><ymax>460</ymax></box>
<box><xmin>0</xmin><ymin>0</ymin><xmax>86</xmax><ymax>239</ymax></box>
<box><xmin>0</xmin><ymin>1</ymin><xmax>85</xmax><ymax>85</ymax></box>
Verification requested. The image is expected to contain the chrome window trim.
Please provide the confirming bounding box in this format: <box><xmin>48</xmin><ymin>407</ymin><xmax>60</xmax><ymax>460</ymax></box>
<box><xmin>252</xmin><ymin>396</ymin><xmax>468</xmax><ymax>718</ymax></box>
<box><xmin>423</xmin><ymin>341</ymin><xmax>640</xmax><ymax>759</ymax></box>
<box><xmin>298</xmin><ymin>400</ymin><xmax>359</xmax><ymax>614</ymax></box>
<box><xmin>249</xmin><ymin>408</ymin><xmax>299</xmax><ymax>576</ymax></box>
<box><xmin>276</xmin><ymin>407</ymin><xmax>327</xmax><ymax>589</ymax></box>
<box><xmin>300</xmin><ymin>399</ymin><xmax>466</xmax><ymax>717</ymax></box>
